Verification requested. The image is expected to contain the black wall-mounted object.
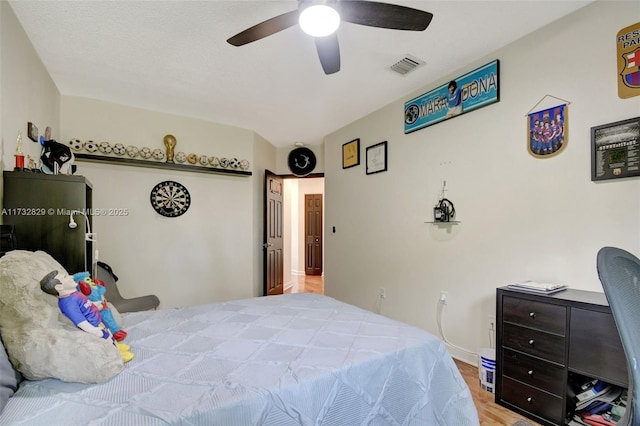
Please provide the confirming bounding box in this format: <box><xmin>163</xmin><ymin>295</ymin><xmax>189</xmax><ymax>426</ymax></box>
<box><xmin>287</xmin><ymin>147</ymin><xmax>317</xmax><ymax>177</ymax></box>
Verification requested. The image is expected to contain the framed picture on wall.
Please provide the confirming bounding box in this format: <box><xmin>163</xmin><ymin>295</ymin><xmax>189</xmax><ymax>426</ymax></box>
<box><xmin>27</xmin><ymin>122</ymin><xmax>39</xmax><ymax>143</ymax></box>
<box><xmin>342</xmin><ymin>138</ymin><xmax>360</xmax><ymax>169</ymax></box>
<box><xmin>591</xmin><ymin>116</ymin><xmax>640</xmax><ymax>181</ymax></box>
<box><xmin>366</xmin><ymin>141</ymin><xmax>387</xmax><ymax>175</ymax></box>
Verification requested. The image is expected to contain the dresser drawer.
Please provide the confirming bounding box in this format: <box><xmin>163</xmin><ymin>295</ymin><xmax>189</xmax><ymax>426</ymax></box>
<box><xmin>503</xmin><ymin>323</ymin><xmax>565</xmax><ymax>364</ymax></box>
<box><xmin>501</xmin><ymin>376</ymin><xmax>564</xmax><ymax>425</ymax></box>
<box><xmin>502</xmin><ymin>348</ymin><xmax>565</xmax><ymax>395</ymax></box>
<box><xmin>503</xmin><ymin>296</ymin><xmax>566</xmax><ymax>334</ymax></box>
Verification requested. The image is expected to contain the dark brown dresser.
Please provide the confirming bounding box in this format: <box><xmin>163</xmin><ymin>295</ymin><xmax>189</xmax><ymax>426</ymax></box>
<box><xmin>2</xmin><ymin>171</ymin><xmax>93</xmax><ymax>273</ymax></box>
<box><xmin>496</xmin><ymin>287</ymin><xmax>628</xmax><ymax>426</ymax></box>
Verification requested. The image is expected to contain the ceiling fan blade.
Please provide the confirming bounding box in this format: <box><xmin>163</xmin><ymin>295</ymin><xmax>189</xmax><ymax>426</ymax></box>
<box><xmin>339</xmin><ymin>1</ymin><xmax>433</xmax><ymax>31</ymax></box>
<box><xmin>227</xmin><ymin>10</ymin><xmax>300</xmax><ymax>46</ymax></box>
<box><xmin>315</xmin><ymin>33</ymin><xmax>341</xmax><ymax>75</ymax></box>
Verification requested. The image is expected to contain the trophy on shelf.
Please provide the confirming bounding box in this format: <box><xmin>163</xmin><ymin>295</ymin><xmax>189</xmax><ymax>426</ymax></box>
<box><xmin>15</xmin><ymin>131</ymin><xmax>25</xmax><ymax>170</ymax></box>
<box><xmin>163</xmin><ymin>134</ymin><xmax>177</xmax><ymax>163</ymax></box>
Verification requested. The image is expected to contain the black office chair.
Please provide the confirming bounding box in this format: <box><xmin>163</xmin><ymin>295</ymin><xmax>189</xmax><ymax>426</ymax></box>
<box><xmin>0</xmin><ymin>225</ymin><xmax>17</xmax><ymax>257</ymax></box>
<box><xmin>597</xmin><ymin>247</ymin><xmax>640</xmax><ymax>426</ymax></box>
<box><xmin>96</xmin><ymin>261</ymin><xmax>160</xmax><ymax>313</ymax></box>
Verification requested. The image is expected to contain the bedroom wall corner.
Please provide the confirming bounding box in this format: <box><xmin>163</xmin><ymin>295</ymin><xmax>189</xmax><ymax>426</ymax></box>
<box><xmin>59</xmin><ymin>96</ymin><xmax>258</xmax><ymax>308</ymax></box>
<box><xmin>0</xmin><ymin>1</ymin><xmax>60</xmax><ymax>184</ymax></box>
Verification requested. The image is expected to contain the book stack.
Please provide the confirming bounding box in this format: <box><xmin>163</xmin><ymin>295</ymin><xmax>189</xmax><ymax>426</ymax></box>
<box><xmin>507</xmin><ymin>281</ymin><xmax>568</xmax><ymax>295</ymax></box>
<box><xmin>568</xmin><ymin>379</ymin><xmax>627</xmax><ymax>425</ymax></box>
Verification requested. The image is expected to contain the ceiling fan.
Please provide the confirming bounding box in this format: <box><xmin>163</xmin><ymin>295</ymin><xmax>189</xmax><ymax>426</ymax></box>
<box><xmin>226</xmin><ymin>0</ymin><xmax>433</xmax><ymax>75</ymax></box>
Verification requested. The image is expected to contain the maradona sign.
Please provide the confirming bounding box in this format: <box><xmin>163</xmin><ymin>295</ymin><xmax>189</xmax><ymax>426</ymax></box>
<box><xmin>404</xmin><ymin>60</ymin><xmax>500</xmax><ymax>134</ymax></box>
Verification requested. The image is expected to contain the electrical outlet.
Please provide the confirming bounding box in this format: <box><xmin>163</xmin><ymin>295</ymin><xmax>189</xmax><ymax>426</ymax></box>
<box><xmin>488</xmin><ymin>315</ymin><xmax>496</xmax><ymax>331</ymax></box>
<box><xmin>439</xmin><ymin>291</ymin><xmax>448</xmax><ymax>305</ymax></box>
<box><xmin>379</xmin><ymin>287</ymin><xmax>386</xmax><ymax>298</ymax></box>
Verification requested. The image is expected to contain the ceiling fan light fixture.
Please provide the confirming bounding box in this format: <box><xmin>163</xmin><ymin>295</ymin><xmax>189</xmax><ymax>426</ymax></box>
<box><xmin>299</xmin><ymin>5</ymin><xmax>340</xmax><ymax>37</ymax></box>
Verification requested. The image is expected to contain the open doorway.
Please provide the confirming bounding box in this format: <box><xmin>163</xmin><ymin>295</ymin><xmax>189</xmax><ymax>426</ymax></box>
<box><xmin>283</xmin><ymin>177</ymin><xmax>324</xmax><ymax>294</ymax></box>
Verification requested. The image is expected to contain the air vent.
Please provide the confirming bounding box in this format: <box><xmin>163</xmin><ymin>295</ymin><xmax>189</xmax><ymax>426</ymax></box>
<box><xmin>390</xmin><ymin>55</ymin><xmax>425</xmax><ymax>75</ymax></box>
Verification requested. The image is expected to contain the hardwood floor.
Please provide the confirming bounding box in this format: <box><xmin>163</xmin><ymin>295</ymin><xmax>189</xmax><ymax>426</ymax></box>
<box><xmin>286</xmin><ymin>275</ymin><xmax>539</xmax><ymax>425</ymax></box>
<box><xmin>454</xmin><ymin>358</ymin><xmax>541</xmax><ymax>425</ymax></box>
<box><xmin>284</xmin><ymin>274</ymin><xmax>324</xmax><ymax>294</ymax></box>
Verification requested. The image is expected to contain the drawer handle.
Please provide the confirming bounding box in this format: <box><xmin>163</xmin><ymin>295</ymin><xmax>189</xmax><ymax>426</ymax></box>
<box><xmin>528</xmin><ymin>370</ymin><xmax>534</xmax><ymax>375</ymax></box>
<box><xmin>527</xmin><ymin>397</ymin><xmax>533</xmax><ymax>403</ymax></box>
<box><xmin>528</xmin><ymin>339</ymin><xmax>535</xmax><ymax>345</ymax></box>
<box><xmin>529</xmin><ymin>312</ymin><xmax>536</xmax><ymax>318</ymax></box>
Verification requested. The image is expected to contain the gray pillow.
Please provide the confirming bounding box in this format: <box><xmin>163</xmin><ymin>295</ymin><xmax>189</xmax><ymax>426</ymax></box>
<box><xmin>0</xmin><ymin>250</ymin><xmax>124</xmax><ymax>384</ymax></box>
<box><xmin>0</xmin><ymin>336</ymin><xmax>21</xmax><ymax>413</ymax></box>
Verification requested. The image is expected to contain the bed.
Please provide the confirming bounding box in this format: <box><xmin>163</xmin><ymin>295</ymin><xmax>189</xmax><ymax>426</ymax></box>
<box><xmin>0</xmin><ymin>251</ymin><xmax>479</xmax><ymax>425</ymax></box>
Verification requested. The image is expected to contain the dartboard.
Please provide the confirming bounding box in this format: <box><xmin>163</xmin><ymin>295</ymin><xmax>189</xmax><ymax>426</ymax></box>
<box><xmin>149</xmin><ymin>180</ymin><xmax>191</xmax><ymax>217</ymax></box>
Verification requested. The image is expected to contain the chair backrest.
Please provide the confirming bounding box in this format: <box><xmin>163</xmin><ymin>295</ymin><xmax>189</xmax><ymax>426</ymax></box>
<box><xmin>95</xmin><ymin>261</ymin><xmax>124</xmax><ymax>303</ymax></box>
<box><xmin>597</xmin><ymin>246</ymin><xmax>640</xmax><ymax>426</ymax></box>
<box><xmin>0</xmin><ymin>225</ymin><xmax>17</xmax><ymax>258</ymax></box>
<box><xmin>95</xmin><ymin>261</ymin><xmax>160</xmax><ymax>313</ymax></box>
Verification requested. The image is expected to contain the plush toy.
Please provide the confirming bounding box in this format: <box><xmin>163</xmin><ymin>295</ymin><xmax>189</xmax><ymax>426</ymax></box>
<box><xmin>72</xmin><ymin>271</ymin><xmax>127</xmax><ymax>342</ymax></box>
<box><xmin>41</xmin><ymin>270</ymin><xmax>133</xmax><ymax>363</ymax></box>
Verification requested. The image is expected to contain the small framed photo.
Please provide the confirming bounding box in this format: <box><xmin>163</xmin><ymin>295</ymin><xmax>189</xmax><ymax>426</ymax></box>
<box><xmin>591</xmin><ymin>116</ymin><xmax>640</xmax><ymax>181</ymax></box>
<box><xmin>27</xmin><ymin>122</ymin><xmax>39</xmax><ymax>143</ymax></box>
<box><xmin>342</xmin><ymin>138</ymin><xmax>360</xmax><ymax>169</ymax></box>
<box><xmin>366</xmin><ymin>141</ymin><xmax>387</xmax><ymax>175</ymax></box>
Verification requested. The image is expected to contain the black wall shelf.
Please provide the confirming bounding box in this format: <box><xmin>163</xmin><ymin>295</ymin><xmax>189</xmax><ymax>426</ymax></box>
<box><xmin>425</xmin><ymin>221</ymin><xmax>461</xmax><ymax>225</ymax></box>
<box><xmin>74</xmin><ymin>153</ymin><xmax>252</xmax><ymax>176</ymax></box>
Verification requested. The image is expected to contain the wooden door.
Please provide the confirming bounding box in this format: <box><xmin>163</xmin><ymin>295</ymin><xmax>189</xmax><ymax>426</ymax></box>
<box><xmin>305</xmin><ymin>194</ymin><xmax>323</xmax><ymax>275</ymax></box>
<box><xmin>264</xmin><ymin>171</ymin><xmax>284</xmax><ymax>295</ymax></box>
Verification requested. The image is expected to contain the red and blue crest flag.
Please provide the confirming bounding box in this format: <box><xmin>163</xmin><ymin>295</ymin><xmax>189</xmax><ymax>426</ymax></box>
<box><xmin>617</xmin><ymin>22</ymin><xmax>640</xmax><ymax>99</ymax></box>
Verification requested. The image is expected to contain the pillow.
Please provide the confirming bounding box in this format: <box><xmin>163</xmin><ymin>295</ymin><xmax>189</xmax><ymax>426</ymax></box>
<box><xmin>0</xmin><ymin>336</ymin><xmax>21</xmax><ymax>412</ymax></box>
<box><xmin>0</xmin><ymin>250</ymin><xmax>123</xmax><ymax>383</ymax></box>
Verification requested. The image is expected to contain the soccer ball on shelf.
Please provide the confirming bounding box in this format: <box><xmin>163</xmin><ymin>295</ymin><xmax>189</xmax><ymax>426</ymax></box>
<box><xmin>174</xmin><ymin>151</ymin><xmax>186</xmax><ymax>163</ymax></box>
<box><xmin>140</xmin><ymin>147</ymin><xmax>152</xmax><ymax>159</ymax></box>
<box><xmin>84</xmin><ymin>140</ymin><xmax>98</xmax><ymax>153</ymax></box>
<box><xmin>113</xmin><ymin>143</ymin><xmax>126</xmax><ymax>156</ymax></box>
<box><xmin>68</xmin><ymin>139</ymin><xmax>84</xmax><ymax>152</ymax></box>
<box><xmin>125</xmin><ymin>145</ymin><xmax>139</xmax><ymax>158</ymax></box>
<box><xmin>152</xmin><ymin>149</ymin><xmax>165</xmax><ymax>161</ymax></box>
<box><xmin>98</xmin><ymin>142</ymin><xmax>112</xmax><ymax>154</ymax></box>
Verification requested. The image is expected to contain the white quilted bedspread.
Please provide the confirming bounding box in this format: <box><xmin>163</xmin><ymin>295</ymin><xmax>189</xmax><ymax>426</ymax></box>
<box><xmin>0</xmin><ymin>293</ymin><xmax>479</xmax><ymax>425</ymax></box>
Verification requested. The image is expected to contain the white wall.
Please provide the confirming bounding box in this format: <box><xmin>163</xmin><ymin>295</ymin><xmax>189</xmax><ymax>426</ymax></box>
<box><xmin>0</xmin><ymin>1</ymin><xmax>60</xmax><ymax>178</ymax></box>
<box><xmin>58</xmin><ymin>96</ymin><xmax>272</xmax><ymax>308</ymax></box>
<box><xmin>323</xmin><ymin>1</ymin><xmax>640</xmax><ymax>364</ymax></box>
<box><xmin>283</xmin><ymin>179</ymin><xmax>296</xmax><ymax>289</ymax></box>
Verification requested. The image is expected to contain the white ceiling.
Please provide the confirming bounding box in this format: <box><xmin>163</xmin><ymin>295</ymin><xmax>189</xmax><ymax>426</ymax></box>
<box><xmin>8</xmin><ymin>0</ymin><xmax>595</xmax><ymax>148</ymax></box>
